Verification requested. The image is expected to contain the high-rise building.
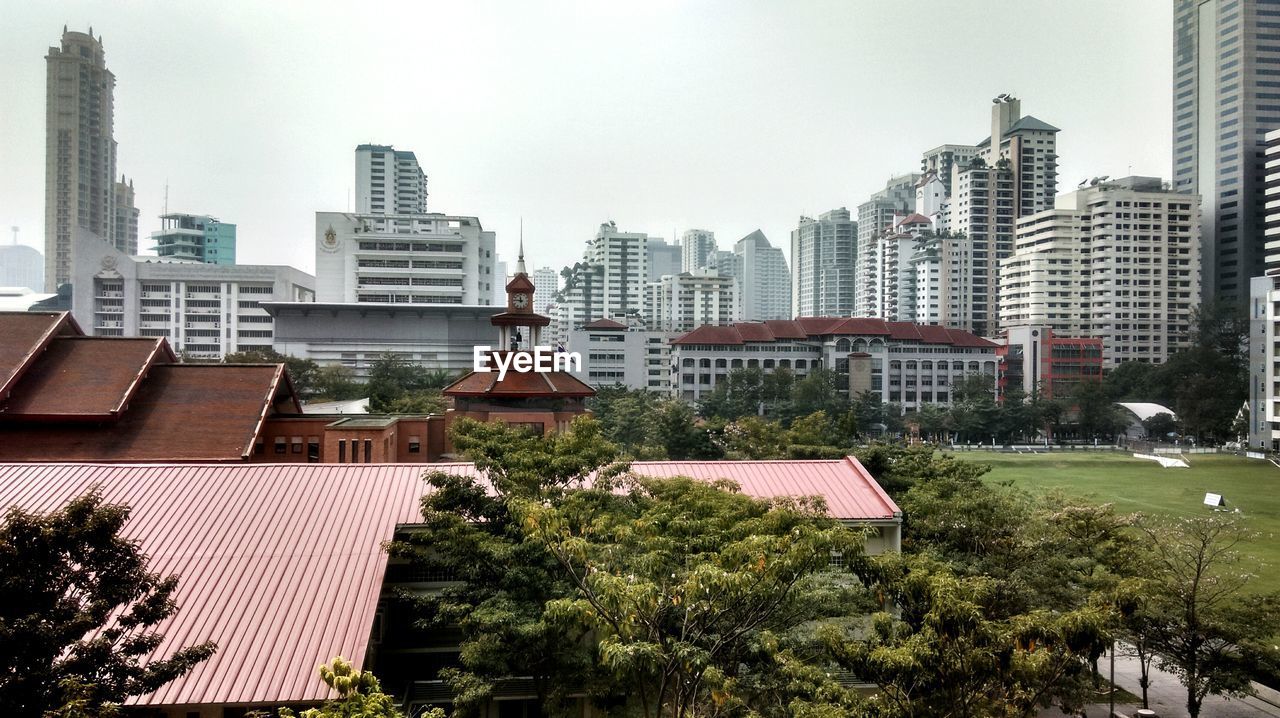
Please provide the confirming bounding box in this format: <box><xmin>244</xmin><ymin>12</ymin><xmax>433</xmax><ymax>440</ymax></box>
<box><xmin>647</xmin><ymin>237</ymin><xmax>682</xmax><ymax>280</ymax></box>
<box><xmin>646</xmin><ymin>270</ymin><xmax>736</xmax><ymax>333</ymax></box>
<box><xmin>551</xmin><ymin>222</ymin><xmax>650</xmax><ymax>340</ymax></box>
<box><xmin>152</xmin><ymin>213</ymin><xmax>237</xmax><ymax>264</ymax></box>
<box><xmin>1174</xmin><ymin>0</ymin><xmax>1280</xmax><ymax>307</ymax></box>
<box><xmin>791</xmin><ymin>208</ymin><xmax>856</xmax><ymax>317</ymax></box>
<box><xmin>44</xmin><ymin>27</ymin><xmax>123</xmax><ymax>290</ymax></box>
<box><xmin>1247</xmin><ymin>128</ymin><xmax>1280</xmax><ymax>448</ymax></box>
<box><xmin>856</xmin><ymin>174</ymin><xmax>920</xmax><ymax>317</ymax></box>
<box><xmin>532</xmin><ymin>266</ymin><xmax>559</xmax><ymax>315</ymax></box>
<box><xmin>726</xmin><ymin>230</ymin><xmax>791</xmax><ymax>321</ymax></box>
<box><xmin>0</xmin><ymin>244</ymin><xmax>44</xmax><ymax>293</ymax></box>
<box><xmin>1000</xmin><ymin>177</ymin><xmax>1201</xmax><ymax>366</ymax></box>
<box><xmin>681</xmin><ymin>229</ymin><xmax>717</xmax><ymax>273</ymax></box>
<box><xmin>313</xmin><ymin>212</ymin><xmax>497</xmax><ymax>305</ymax></box>
<box><xmin>354</xmin><ymin>144</ymin><xmax>428</xmax><ymax>215</ymax></box>
<box><xmin>112</xmin><ymin>176</ymin><xmax>139</xmax><ymax>255</ymax></box>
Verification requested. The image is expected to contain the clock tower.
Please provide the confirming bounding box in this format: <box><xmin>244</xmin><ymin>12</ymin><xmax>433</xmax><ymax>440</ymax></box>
<box><xmin>490</xmin><ymin>239</ymin><xmax>550</xmax><ymax>351</ymax></box>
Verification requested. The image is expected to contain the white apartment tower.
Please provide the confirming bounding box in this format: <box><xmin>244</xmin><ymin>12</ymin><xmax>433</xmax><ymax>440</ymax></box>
<box><xmin>792</xmin><ymin>208</ymin><xmax>857</xmax><ymax>317</ymax></box>
<box><xmin>1001</xmin><ymin>177</ymin><xmax>1201</xmax><ymax>366</ymax></box>
<box><xmin>45</xmin><ymin>28</ymin><xmax>138</xmax><ymax>290</ymax></box>
<box><xmin>355</xmin><ymin>144</ymin><xmax>428</xmax><ymax>215</ymax></box>
<box><xmin>856</xmin><ymin>174</ymin><xmax>920</xmax><ymax>317</ymax></box>
<box><xmin>551</xmin><ymin>222</ymin><xmax>651</xmax><ymax>340</ymax></box>
<box><xmin>726</xmin><ymin>230</ymin><xmax>791</xmax><ymax>321</ymax></box>
<box><xmin>531</xmin><ymin>266</ymin><xmax>559</xmax><ymax>316</ymax></box>
<box><xmin>681</xmin><ymin>229</ymin><xmax>717</xmax><ymax>273</ymax></box>
<box><xmin>647</xmin><ymin>270</ymin><xmax>736</xmax><ymax>333</ymax></box>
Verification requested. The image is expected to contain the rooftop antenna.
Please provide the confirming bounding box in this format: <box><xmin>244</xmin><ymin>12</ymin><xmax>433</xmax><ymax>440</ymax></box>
<box><xmin>10</xmin><ymin>226</ymin><xmax>18</xmax><ymax>246</ymax></box>
<box><xmin>164</xmin><ymin>180</ymin><xmax>169</xmax><ymax>216</ymax></box>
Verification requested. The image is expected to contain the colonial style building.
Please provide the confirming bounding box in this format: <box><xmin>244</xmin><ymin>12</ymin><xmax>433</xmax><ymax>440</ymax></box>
<box><xmin>669</xmin><ymin>318</ymin><xmax>998</xmax><ymax>409</ymax></box>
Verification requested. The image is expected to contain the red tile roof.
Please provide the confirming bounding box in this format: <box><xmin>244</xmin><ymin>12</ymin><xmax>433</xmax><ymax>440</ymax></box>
<box><xmin>672</xmin><ymin>317</ymin><xmax>996</xmax><ymax>348</ymax></box>
<box><xmin>734</xmin><ymin>322</ymin><xmax>776</xmax><ymax>342</ymax></box>
<box><xmin>0</xmin><ymin>365</ymin><xmax>299</xmax><ymax>462</ymax></box>
<box><xmin>581</xmin><ymin>318</ymin><xmax>627</xmax><ymax>330</ymax></box>
<box><xmin>0</xmin><ymin>456</ymin><xmax>897</xmax><ymax>707</ymax></box>
<box><xmin>0</xmin><ymin>337</ymin><xmax>175</xmax><ymax>420</ymax></box>
<box><xmin>443</xmin><ymin>352</ymin><xmax>596</xmax><ymax>398</ymax></box>
<box><xmin>0</xmin><ymin>312</ymin><xmax>80</xmax><ymax>400</ymax></box>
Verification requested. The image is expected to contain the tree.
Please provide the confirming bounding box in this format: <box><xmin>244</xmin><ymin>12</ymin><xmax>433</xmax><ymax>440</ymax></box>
<box><xmin>518</xmin><ymin>474</ymin><xmax>865</xmax><ymax>718</ymax></box>
<box><xmin>791</xmin><ymin>368</ymin><xmax>848</xmax><ymax>418</ymax></box>
<box><xmin>698</xmin><ymin>367</ymin><xmax>765</xmax><ymax>420</ymax></box>
<box><xmin>0</xmin><ymin>491</ymin><xmax>216</xmax><ymax>718</ymax></box>
<box><xmin>273</xmin><ymin>657</ymin><xmax>441</xmax><ymax>718</ymax></box>
<box><xmin>1141</xmin><ymin>412</ymin><xmax>1177</xmax><ymax>440</ymax></box>
<box><xmin>718</xmin><ymin>416</ymin><xmax>788</xmax><ymax>459</ymax></box>
<box><xmin>1127</xmin><ymin>514</ymin><xmax>1280</xmax><ymax>718</ymax></box>
<box><xmin>223</xmin><ymin>348</ymin><xmax>321</xmax><ymax>398</ymax></box>
<box><xmin>1070</xmin><ymin>381</ymin><xmax>1129</xmax><ymax>442</ymax></box>
<box><xmin>365</xmin><ymin>354</ymin><xmax>454</xmax><ymax>413</ymax></box>
<box><xmin>311</xmin><ymin>364</ymin><xmax>364</xmax><ymax>402</ymax></box>
<box><xmin>387</xmin><ymin>418</ymin><xmax>623</xmax><ymax>716</ymax></box>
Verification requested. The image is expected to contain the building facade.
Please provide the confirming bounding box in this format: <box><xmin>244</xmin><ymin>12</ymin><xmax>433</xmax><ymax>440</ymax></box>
<box><xmin>724</xmin><ymin>230</ymin><xmax>790</xmax><ymax>321</ymax></box>
<box><xmin>669</xmin><ymin>318</ymin><xmax>998</xmax><ymax>411</ymax></box>
<box><xmin>152</xmin><ymin>213</ymin><xmax>237</xmax><ymax>264</ymax></box>
<box><xmin>70</xmin><ymin>229</ymin><xmax>314</xmax><ymax>360</ymax></box>
<box><xmin>112</xmin><ymin>176</ymin><xmax>139</xmax><ymax>255</ymax></box>
<box><xmin>791</xmin><ymin>208</ymin><xmax>857</xmax><ymax>317</ymax></box>
<box><xmin>1173</xmin><ymin>0</ymin><xmax>1280</xmax><ymax>307</ymax></box>
<box><xmin>647</xmin><ymin>237</ymin><xmax>682</xmax><ymax>281</ymax></box>
<box><xmin>681</xmin><ymin>229</ymin><xmax>717</xmax><ymax>273</ymax></box>
<box><xmin>44</xmin><ymin>28</ymin><xmax>131</xmax><ymax>290</ymax></box>
<box><xmin>532</xmin><ymin>266</ymin><xmax>559</xmax><ymax>315</ymax></box>
<box><xmin>646</xmin><ymin>270</ymin><xmax>736</xmax><ymax>333</ymax></box>
<box><xmin>355</xmin><ymin>144</ymin><xmax>428</xmax><ymax>215</ymax></box>
<box><xmin>855</xmin><ymin>174</ymin><xmax>920</xmax><ymax>317</ymax></box>
<box><xmin>552</xmin><ymin>222</ymin><xmax>650</xmax><ymax>340</ymax></box>
<box><xmin>1000</xmin><ymin>177</ymin><xmax>1201</xmax><ymax>366</ymax></box>
<box><xmin>996</xmin><ymin>325</ymin><xmax>1104</xmax><ymax>399</ymax></box>
<box><xmin>0</xmin><ymin>245</ymin><xmax>44</xmax><ymax>292</ymax></box>
<box><xmin>314</xmin><ymin>211</ymin><xmax>497</xmax><ymax>306</ymax></box>
<box><xmin>566</xmin><ymin>318</ymin><xmax>675</xmax><ymax>392</ymax></box>
<box><xmin>1247</xmin><ymin>127</ymin><xmax>1280</xmax><ymax>449</ymax></box>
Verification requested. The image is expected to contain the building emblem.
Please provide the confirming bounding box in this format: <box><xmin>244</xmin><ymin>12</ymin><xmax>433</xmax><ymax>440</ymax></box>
<box><xmin>320</xmin><ymin>226</ymin><xmax>340</xmax><ymax>253</ymax></box>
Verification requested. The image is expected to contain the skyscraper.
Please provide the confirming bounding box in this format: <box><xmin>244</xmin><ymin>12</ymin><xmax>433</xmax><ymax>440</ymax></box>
<box><xmin>1173</xmin><ymin>0</ymin><xmax>1280</xmax><ymax>307</ymax></box>
<box><xmin>725</xmin><ymin>230</ymin><xmax>791</xmax><ymax>321</ymax></box>
<box><xmin>113</xmin><ymin>176</ymin><xmax>139</xmax><ymax>255</ymax></box>
<box><xmin>791</xmin><ymin>208</ymin><xmax>856</xmax><ymax>317</ymax></box>
<box><xmin>680</xmin><ymin>229</ymin><xmax>717</xmax><ymax>273</ymax></box>
<box><xmin>855</xmin><ymin>174</ymin><xmax>920</xmax><ymax>317</ymax></box>
<box><xmin>44</xmin><ymin>27</ymin><xmax>120</xmax><ymax>290</ymax></box>
<box><xmin>646</xmin><ymin>237</ymin><xmax>682</xmax><ymax>280</ymax></box>
<box><xmin>354</xmin><ymin>144</ymin><xmax>429</xmax><ymax>215</ymax></box>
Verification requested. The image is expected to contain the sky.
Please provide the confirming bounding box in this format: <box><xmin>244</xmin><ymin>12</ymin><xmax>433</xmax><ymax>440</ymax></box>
<box><xmin>0</xmin><ymin>0</ymin><xmax>1173</xmax><ymax>277</ymax></box>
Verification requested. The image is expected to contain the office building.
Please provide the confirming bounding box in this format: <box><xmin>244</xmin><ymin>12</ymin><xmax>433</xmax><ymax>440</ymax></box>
<box><xmin>723</xmin><ymin>230</ymin><xmax>790</xmax><ymax>321</ymax></box>
<box><xmin>566</xmin><ymin>318</ymin><xmax>675</xmax><ymax>392</ymax></box>
<box><xmin>355</xmin><ymin>144</ymin><xmax>428</xmax><ymax>215</ymax></box>
<box><xmin>681</xmin><ymin>229</ymin><xmax>717</xmax><ymax>272</ymax></box>
<box><xmin>1173</xmin><ymin>0</ymin><xmax>1280</xmax><ymax>306</ymax></box>
<box><xmin>647</xmin><ymin>237</ymin><xmax>682</xmax><ymax>281</ymax></box>
<box><xmin>151</xmin><ymin>213</ymin><xmax>237</xmax><ymax>264</ymax></box>
<box><xmin>44</xmin><ymin>27</ymin><xmax>131</xmax><ymax>290</ymax></box>
<box><xmin>670</xmin><ymin>318</ymin><xmax>997</xmax><ymax>409</ymax></box>
<box><xmin>1000</xmin><ymin>177</ymin><xmax>1201</xmax><ymax>366</ymax></box>
<box><xmin>647</xmin><ymin>270</ymin><xmax>736</xmax><ymax>333</ymax></box>
<box><xmin>856</xmin><ymin>174</ymin><xmax>920</xmax><ymax>317</ymax></box>
<box><xmin>313</xmin><ymin>211</ymin><xmax>497</xmax><ymax>306</ymax></box>
<box><xmin>70</xmin><ymin>229</ymin><xmax>314</xmax><ymax>360</ymax></box>
<box><xmin>532</xmin><ymin>266</ymin><xmax>559</xmax><ymax>315</ymax></box>
<box><xmin>791</xmin><ymin>208</ymin><xmax>857</xmax><ymax>317</ymax></box>
<box><xmin>112</xmin><ymin>176</ymin><xmax>139</xmax><ymax>255</ymax></box>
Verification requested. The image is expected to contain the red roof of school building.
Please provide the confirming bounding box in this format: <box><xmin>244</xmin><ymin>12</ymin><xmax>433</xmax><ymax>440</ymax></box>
<box><xmin>581</xmin><ymin>318</ymin><xmax>627</xmax><ymax>330</ymax></box>
<box><xmin>0</xmin><ymin>311</ymin><xmax>81</xmax><ymax>400</ymax></box>
<box><xmin>0</xmin><ymin>457</ymin><xmax>898</xmax><ymax>708</ymax></box>
<box><xmin>672</xmin><ymin>318</ymin><xmax>996</xmax><ymax>348</ymax></box>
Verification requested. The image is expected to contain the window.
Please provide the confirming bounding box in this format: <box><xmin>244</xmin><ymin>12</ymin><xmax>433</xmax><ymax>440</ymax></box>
<box><xmin>307</xmin><ymin>437</ymin><xmax>320</xmax><ymax>462</ymax></box>
<box><xmin>339</xmin><ymin>442</ymin><xmax>346</xmax><ymax>463</ymax></box>
<box><xmin>274</xmin><ymin>437</ymin><xmax>287</xmax><ymax>454</ymax></box>
<box><xmin>364</xmin><ymin>439</ymin><xmax>373</xmax><ymax>463</ymax></box>
<box><xmin>408</xmin><ymin>436</ymin><xmax>421</xmax><ymax>454</ymax></box>
<box><xmin>291</xmin><ymin>436</ymin><xmax>303</xmax><ymax>454</ymax></box>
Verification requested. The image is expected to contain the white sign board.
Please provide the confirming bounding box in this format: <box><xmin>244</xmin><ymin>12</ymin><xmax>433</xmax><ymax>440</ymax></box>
<box><xmin>1204</xmin><ymin>492</ymin><xmax>1224</xmax><ymax>507</ymax></box>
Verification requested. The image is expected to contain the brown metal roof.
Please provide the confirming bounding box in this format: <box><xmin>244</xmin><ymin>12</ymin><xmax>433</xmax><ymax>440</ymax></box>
<box><xmin>0</xmin><ymin>457</ymin><xmax>897</xmax><ymax>707</ymax></box>
<box><xmin>0</xmin><ymin>365</ymin><xmax>296</xmax><ymax>462</ymax></box>
<box><xmin>581</xmin><ymin>318</ymin><xmax>627</xmax><ymax>330</ymax></box>
<box><xmin>0</xmin><ymin>311</ymin><xmax>80</xmax><ymax>400</ymax></box>
<box><xmin>0</xmin><ymin>337</ymin><xmax>176</xmax><ymax>420</ymax></box>
<box><xmin>672</xmin><ymin>317</ymin><xmax>993</xmax><ymax>348</ymax></box>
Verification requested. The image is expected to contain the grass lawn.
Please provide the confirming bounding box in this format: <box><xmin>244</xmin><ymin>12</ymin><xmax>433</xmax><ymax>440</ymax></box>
<box><xmin>945</xmin><ymin>450</ymin><xmax>1280</xmax><ymax>594</ymax></box>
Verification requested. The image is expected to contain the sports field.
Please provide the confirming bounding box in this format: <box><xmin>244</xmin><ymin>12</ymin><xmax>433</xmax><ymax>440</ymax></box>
<box><xmin>947</xmin><ymin>450</ymin><xmax>1280</xmax><ymax>594</ymax></box>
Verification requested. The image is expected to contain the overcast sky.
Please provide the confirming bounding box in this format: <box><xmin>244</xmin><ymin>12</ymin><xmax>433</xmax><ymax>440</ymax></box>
<box><xmin>0</xmin><ymin>0</ymin><xmax>1172</xmax><ymax>277</ymax></box>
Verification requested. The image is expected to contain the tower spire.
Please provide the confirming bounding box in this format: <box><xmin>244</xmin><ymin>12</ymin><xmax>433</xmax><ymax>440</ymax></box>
<box><xmin>516</xmin><ymin>218</ymin><xmax>526</xmax><ymax>275</ymax></box>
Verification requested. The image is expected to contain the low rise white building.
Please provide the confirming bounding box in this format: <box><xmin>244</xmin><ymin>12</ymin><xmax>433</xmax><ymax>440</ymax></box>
<box><xmin>647</xmin><ymin>270</ymin><xmax>736</xmax><ymax>333</ymax></box>
<box><xmin>566</xmin><ymin>318</ymin><xmax>675</xmax><ymax>392</ymax></box>
<box><xmin>669</xmin><ymin>317</ymin><xmax>998</xmax><ymax>409</ymax></box>
<box><xmin>314</xmin><ymin>211</ymin><xmax>497</xmax><ymax>306</ymax></box>
<box><xmin>71</xmin><ymin>229</ymin><xmax>314</xmax><ymax>360</ymax></box>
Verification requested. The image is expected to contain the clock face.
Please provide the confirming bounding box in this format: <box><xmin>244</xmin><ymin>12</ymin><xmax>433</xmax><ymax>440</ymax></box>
<box><xmin>513</xmin><ymin>293</ymin><xmax>529</xmax><ymax>309</ymax></box>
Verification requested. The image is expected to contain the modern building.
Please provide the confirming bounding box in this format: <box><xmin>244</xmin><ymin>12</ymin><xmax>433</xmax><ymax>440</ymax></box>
<box><xmin>532</xmin><ymin>266</ymin><xmax>559</xmax><ymax>315</ymax></box>
<box><xmin>0</xmin><ymin>244</ymin><xmax>44</xmax><ymax>292</ymax></box>
<box><xmin>877</xmin><ymin>213</ymin><xmax>933</xmax><ymax>322</ymax></box>
<box><xmin>720</xmin><ymin>230</ymin><xmax>790</xmax><ymax>321</ymax></box>
<box><xmin>646</xmin><ymin>270</ymin><xmax>736</xmax><ymax>333</ymax></box>
<box><xmin>791</xmin><ymin>208</ymin><xmax>857</xmax><ymax>317</ymax></box>
<box><xmin>0</xmin><ymin>456</ymin><xmax>901</xmax><ymax>715</ymax></box>
<box><xmin>647</xmin><ymin>236</ymin><xmax>683</xmax><ymax>281</ymax></box>
<box><xmin>1173</xmin><ymin>0</ymin><xmax>1280</xmax><ymax>307</ymax></box>
<box><xmin>855</xmin><ymin>174</ymin><xmax>920</xmax><ymax>317</ymax></box>
<box><xmin>151</xmin><ymin>213</ymin><xmax>237</xmax><ymax>264</ymax></box>
<box><xmin>44</xmin><ymin>27</ymin><xmax>136</xmax><ymax>290</ymax></box>
<box><xmin>70</xmin><ymin>229</ymin><xmax>314</xmax><ymax>360</ymax></box>
<box><xmin>112</xmin><ymin>176</ymin><xmax>139</xmax><ymax>255</ymax></box>
<box><xmin>355</xmin><ymin>144</ymin><xmax>428</xmax><ymax>215</ymax></box>
<box><xmin>552</xmin><ymin>222</ymin><xmax>650</xmax><ymax>340</ymax></box>
<box><xmin>566</xmin><ymin>318</ymin><xmax>674</xmax><ymax>392</ymax></box>
<box><xmin>313</xmin><ymin>211</ymin><xmax>497</xmax><ymax>306</ymax></box>
<box><xmin>681</xmin><ymin>229</ymin><xmax>717</xmax><ymax>273</ymax></box>
<box><xmin>1000</xmin><ymin>177</ymin><xmax>1201</xmax><ymax>366</ymax></box>
<box><xmin>996</xmin><ymin>325</ymin><xmax>1104</xmax><ymax>400</ymax></box>
<box><xmin>1246</xmin><ymin>127</ymin><xmax>1280</xmax><ymax>448</ymax></box>
<box><xmin>266</xmin><ymin>302</ymin><xmax>498</xmax><ymax>379</ymax></box>
<box><xmin>921</xmin><ymin>144</ymin><xmax>979</xmax><ymax>197</ymax></box>
<box><xmin>669</xmin><ymin>318</ymin><xmax>998</xmax><ymax>410</ymax></box>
